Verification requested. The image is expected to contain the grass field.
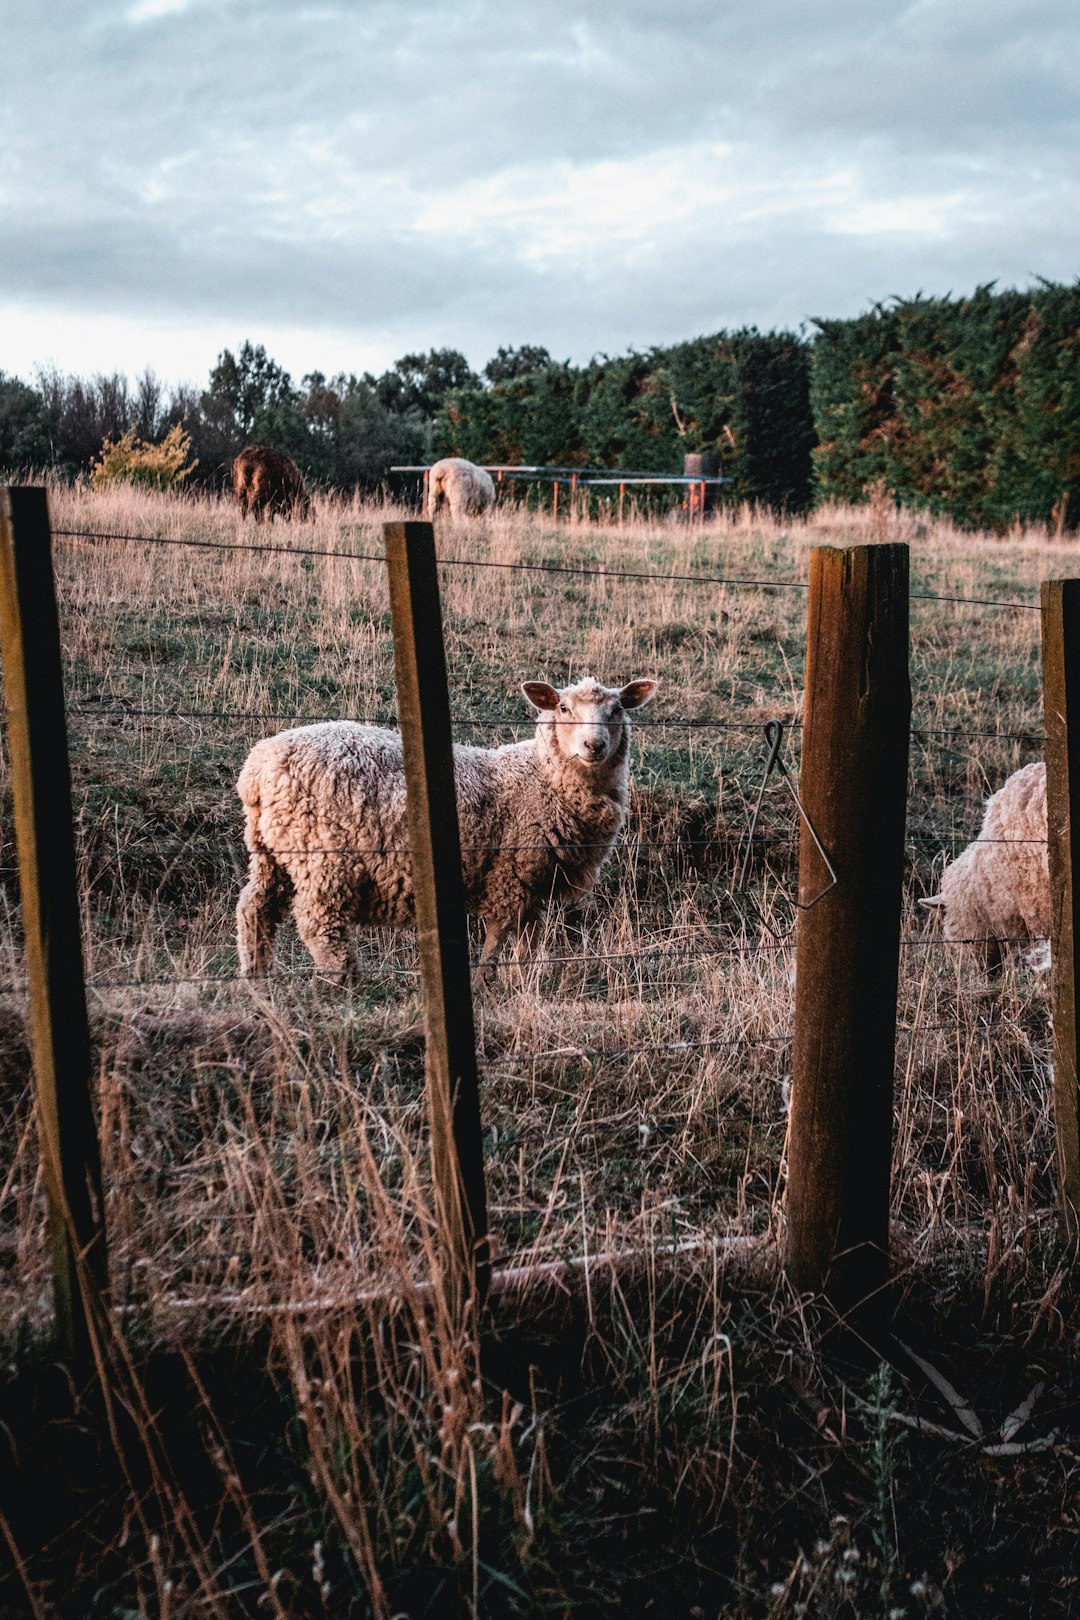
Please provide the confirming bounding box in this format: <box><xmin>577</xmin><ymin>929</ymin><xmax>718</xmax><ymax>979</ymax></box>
<box><xmin>0</xmin><ymin>481</ymin><xmax>1076</xmax><ymax>1617</ymax></box>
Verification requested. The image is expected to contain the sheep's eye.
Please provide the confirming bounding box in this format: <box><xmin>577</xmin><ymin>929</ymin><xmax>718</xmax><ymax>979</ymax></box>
<box><xmin>559</xmin><ymin>703</ymin><xmax>569</xmax><ymax>714</ymax></box>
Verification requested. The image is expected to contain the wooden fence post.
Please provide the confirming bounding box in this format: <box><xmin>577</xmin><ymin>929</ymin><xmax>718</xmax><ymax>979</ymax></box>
<box><xmin>784</xmin><ymin>543</ymin><xmax>910</xmax><ymax>1320</ymax></box>
<box><xmin>1041</xmin><ymin>579</ymin><xmax>1080</xmax><ymax>1234</ymax></box>
<box><xmin>384</xmin><ymin>521</ymin><xmax>489</xmax><ymax>1313</ymax></box>
<box><xmin>0</xmin><ymin>487</ymin><xmax>107</xmax><ymax>1368</ymax></box>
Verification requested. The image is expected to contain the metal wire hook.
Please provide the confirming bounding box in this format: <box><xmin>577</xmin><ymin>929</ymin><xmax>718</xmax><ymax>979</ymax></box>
<box><xmin>736</xmin><ymin>719</ymin><xmax>837</xmax><ymax>940</ymax></box>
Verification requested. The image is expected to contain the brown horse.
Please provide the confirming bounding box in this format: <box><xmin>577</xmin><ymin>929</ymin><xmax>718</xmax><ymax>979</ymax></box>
<box><xmin>232</xmin><ymin>445</ymin><xmax>311</xmax><ymax>522</ymax></box>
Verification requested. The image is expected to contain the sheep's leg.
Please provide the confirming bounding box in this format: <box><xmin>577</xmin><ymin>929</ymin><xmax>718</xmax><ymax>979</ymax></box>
<box><xmin>477</xmin><ymin>913</ymin><xmax>539</xmax><ymax>985</ymax></box>
<box><xmin>237</xmin><ymin>859</ymin><xmax>289</xmax><ymax>976</ymax></box>
<box><xmin>294</xmin><ymin>908</ymin><xmax>357</xmax><ymax>982</ymax></box>
<box><xmin>476</xmin><ymin>918</ymin><xmax>515</xmax><ymax>984</ymax></box>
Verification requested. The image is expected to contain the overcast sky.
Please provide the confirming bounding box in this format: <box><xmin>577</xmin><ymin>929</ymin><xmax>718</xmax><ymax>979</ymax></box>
<box><xmin>3</xmin><ymin>0</ymin><xmax>1078</xmax><ymax>388</ymax></box>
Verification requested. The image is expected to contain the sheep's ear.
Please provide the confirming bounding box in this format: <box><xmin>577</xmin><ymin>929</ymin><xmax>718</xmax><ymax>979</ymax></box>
<box><xmin>918</xmin><ymin>896</ymin><xmax>946</xmax><ymax>909</ymax></box>
<box><xmin>522</xmin><ymin>681</ymin><xmax>560</xmax><ymax>712</ymax></box>
<box><xmin>619</xmin><ymin>678</ymin><xmax>659</xmax><ymax>710</ymax></box>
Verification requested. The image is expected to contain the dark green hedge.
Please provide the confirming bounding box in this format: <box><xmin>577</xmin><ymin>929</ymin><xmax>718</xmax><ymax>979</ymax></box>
<box><xmin>811</xmin><ymin>282</ymin><xmax>1080</xmax><ymax>528</ymax></box>
<box><xmin>436</xmin><ymin>329</ymin><xmax>815</xmax><ymax>513</ymax></box>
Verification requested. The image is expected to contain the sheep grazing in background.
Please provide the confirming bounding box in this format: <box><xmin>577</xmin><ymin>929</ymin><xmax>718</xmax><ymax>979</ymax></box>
<box><xmin>427</xmin><ymin>456</ymin><xmax>495</xmax><ymax>520</ymax></box>
<box><xmin>921</xmin><ymin>760</ymin><xmax>1049</xmax><ymax>971</ymax></box>
<box><xmin>232</xmin><ymin>444</ymin><xmax>311</xmax><ymax>522</ymax></box>
<box><xmin>236</xmin><ymin>675</ymin><xmax>658</xmax><ymax>979</ymax></box>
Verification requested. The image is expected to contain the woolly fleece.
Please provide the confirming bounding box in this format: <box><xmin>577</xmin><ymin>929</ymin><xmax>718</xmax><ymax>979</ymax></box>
<box><xmin>933</xmin><ymin>761</ymin><xmax>1048</xmax><ymax>965</ymax></box>
<box><xmin>427</xmin><ymin>457</ymin><xmax>495</xmax><ymax>519</ymax></box>
<box><xmin>236</xmin><ymin>676</ymin><xmax>656</xmax><ymax>976</ymax></box>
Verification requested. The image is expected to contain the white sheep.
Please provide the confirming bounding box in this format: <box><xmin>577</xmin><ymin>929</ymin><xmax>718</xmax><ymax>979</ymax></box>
<box><xmin>427</xmin><ymin>457</ymin><xmax>495</xmax><ymax>520</ymax></box>
<box><xmin>236</xmin><ymin>675</ymin><xmax>658</xmax><ymax>978</ymax></box>
<box><xmin>921</xmin><ymin>760</ymin><xmax>1049</xmax><ymax>970</ymax></box>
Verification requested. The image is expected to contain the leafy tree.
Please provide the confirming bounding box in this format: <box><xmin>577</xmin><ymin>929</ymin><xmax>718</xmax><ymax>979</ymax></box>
<box><xmin>438</xmin><ymin>334</ymin><xmax>814</xmax><ymax>509</ymax></box>
<box><xmin>436</xmin><ymin>361</ymin><xmax>583</xmax><ymax>466</ymax></box>
<box><xmin>36</xmin><ymin>367</ymin><xmax>135</xmax><ymax>472</ymax></box>
<box><xmin>301</xmin><ymin>372</ymin><xmax>424</xmax><ymax>488</ymax></box>
<box><xmin>0</xmin><ymin>374</ymin><xmax>51</xmax><ymax>472</ymax></box>
<box><xmin>132</xmin><ymin>368</ymin><xmax>165</xmax><ymax>442</ymax></box>
<box><xmin>811</xmin><ymin>281</ymin><xmax>1080</xmax><ymax>526</ymax></box>
<box><xmin>483</xmin><ymin>345</ymin><xmax>553</xmax><ymax>385</ymax></box>
<box><xmin>200</xmin><ymin>342</ymin><xmax>310</xmax><ymax>465</ymax></box>
<box><xmin>372</xmin><ymin>349</ymin><xmax>479</xmax><ymax>417</ymax></box>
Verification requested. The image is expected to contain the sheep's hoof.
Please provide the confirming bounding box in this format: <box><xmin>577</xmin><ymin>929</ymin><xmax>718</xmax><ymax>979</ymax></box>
<box><xmin>313</xmin><ymin>965</ymin><xmax>357</xmax><ymax>990</ymax></box>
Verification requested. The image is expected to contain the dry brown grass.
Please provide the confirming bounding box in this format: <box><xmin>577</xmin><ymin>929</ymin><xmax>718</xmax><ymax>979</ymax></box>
<box><xmin>0</xmin><ymin>480</ymin><xmax>1074</xmax><ymax>1616</ymax></box>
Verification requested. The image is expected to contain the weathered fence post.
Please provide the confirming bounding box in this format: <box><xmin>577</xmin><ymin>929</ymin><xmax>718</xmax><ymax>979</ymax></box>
<box><xmin>684</xmin><ymin>451</ymin><xmax>721</xmax><ymax>516</ymax></box>
<box><xmin>0</xmin><ymin>487</ymin><xmax>107</xmax><ymax>1369</ymax></box>
<box><xmin>1041</xmin><ymin>579</ymin><xmax>1080</xmax><ymax>1235</ymax></box>
<box><xmin>384</xmin><ymin>521</ymin><xmax>490</xmax><ymax>1313</ymax></box>
<box><xmin>785</xmin><ymin>544</ymin><xmax>910</xmax><ymax>1320</ymax></box>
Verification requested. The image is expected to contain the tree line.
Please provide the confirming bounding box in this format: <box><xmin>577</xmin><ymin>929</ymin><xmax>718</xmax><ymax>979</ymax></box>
<box><xmin>811</xmin><ymin>281</ymin><xmax>1080</xmax><ymax>530</ymax></box>
<box><xmin>1</xmin><ymin>279</ymin><xmax>1077</xmax><ymax>527</ymax></box>
<box><xmin>0</xmin><ymin>342</ymin><xmax>502</xmax><ymax>491</ymax></box>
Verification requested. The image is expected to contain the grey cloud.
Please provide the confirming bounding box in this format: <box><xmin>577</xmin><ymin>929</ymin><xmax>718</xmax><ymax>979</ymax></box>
<box><xmin>13</xmin><ymin>1</ymin><xmax>1078</xmax><ymax>182</ymax></box>
<box><xmin>2</xmin><ymin>0</ymin><xmax>1078</xmax><ymax>376</ymax></box>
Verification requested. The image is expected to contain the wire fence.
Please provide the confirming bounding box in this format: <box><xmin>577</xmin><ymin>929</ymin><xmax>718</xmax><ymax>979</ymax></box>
<box><xmin>3</xmin><ymin>530</ymin><xmax>1048</xmax><ymax>1015</ymax></box>
<box><xmin>0</xmin><ymin>500</ymin><xmax>1061</xmax><ymax>1340</ymax></box>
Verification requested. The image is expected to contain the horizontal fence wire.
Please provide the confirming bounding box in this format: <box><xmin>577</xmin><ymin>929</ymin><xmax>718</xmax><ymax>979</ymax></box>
<box><xmin>61</xmin><ymin>703</ymin><xmax>1046</xmax><ymax>745</ymax></box>
<box><xmin>0</xmin><ymin>933</ymin><xmax>1036</xmax><ymax>996</ymax></box>
<box><xmin>55</xmin><ymin>526</ymin><xmax>805</xmax><ymax>591</ymax></box>
<box><xmin>55</xmin><ymin>528</ymin><xmax>386</xmax><ymax>565</ymax></box>
<box><xmin>53</xmin><ymin>527</ymin><xmax>1044</xmax><ymax>612</ymax></box>
<box><xmin>64</xmin><ymin>705</ymin><xmax>798</xmax><ymax>733</ymax></box>
<box><xmin>0</xmin><ymin>1001</ymin><xmax>1044</xmax><ymax>1076</ymax></box>
<box><xmin>55</xmin><ymin>833</ymin><xmax>1042</xmax><ymax>854</ymax></box>
<box><xmin>483</xmin><ymin>1034</ymin><xmax>793</xmax><ymax>1065</ymax></box>
<box><xmin>910</xmin><ymin>591</ymin><xmax>1042</xmax><ymax>612</ymax></box>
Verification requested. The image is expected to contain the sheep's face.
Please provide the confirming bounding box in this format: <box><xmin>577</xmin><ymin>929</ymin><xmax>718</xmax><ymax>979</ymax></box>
<box><xmin>522</xmin><ymin>677</ymin><xmax>658</xmax><ymax>768</ymax></box>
